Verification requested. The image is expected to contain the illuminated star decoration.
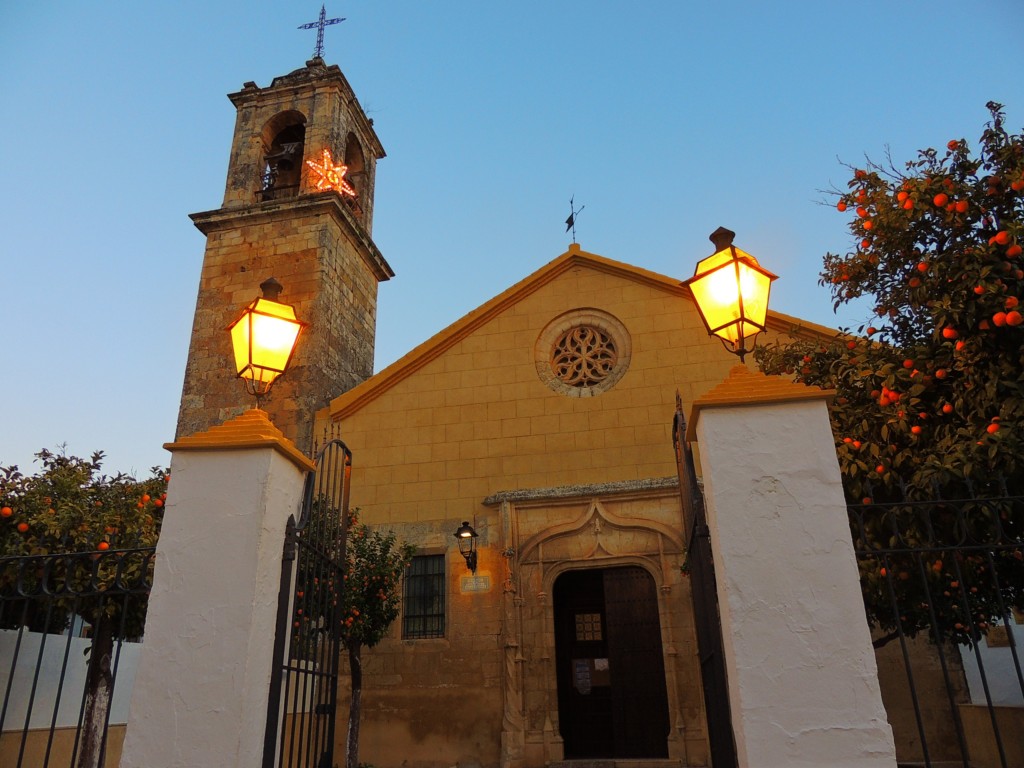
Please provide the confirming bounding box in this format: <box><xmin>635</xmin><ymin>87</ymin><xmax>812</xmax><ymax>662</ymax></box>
<box><xmin>305</xmin><ymin>148</ymin><xmax>356</xmax><ymax>197</ymax></box>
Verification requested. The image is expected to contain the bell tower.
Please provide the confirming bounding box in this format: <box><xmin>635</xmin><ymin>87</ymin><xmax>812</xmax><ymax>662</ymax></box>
<box><xmin>177</xmin><ymin>57</ymin><xmax>392</xmax><ymax>451</ymax></box>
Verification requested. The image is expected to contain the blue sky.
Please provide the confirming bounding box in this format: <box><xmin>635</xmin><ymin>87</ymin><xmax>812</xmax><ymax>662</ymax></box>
<box><xmin>1</xmin><ymin>1</ymin><xmax>1021</xmax><ymax>475</ymax></box>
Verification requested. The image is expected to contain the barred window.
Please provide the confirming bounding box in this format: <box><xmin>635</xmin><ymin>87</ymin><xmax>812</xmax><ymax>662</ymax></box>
<box><xmin>403</xmin><ymin>554</ymin><xmax>445</xmax><ymax>639</ymax></box>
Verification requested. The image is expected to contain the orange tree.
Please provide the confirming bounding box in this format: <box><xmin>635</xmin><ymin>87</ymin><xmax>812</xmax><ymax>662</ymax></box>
<box><xmin>0</xmin><ymin>449</ymin><xmax>167</xmax><ymax>768</ymax></box>
<box><xmin>338</xmin><ymin>509</ymin><xmax>415</xmax><ymax>768</ymax></box>
<box><xmin>756</xmin><ymin>103</ymin><xmax>1024</xmax><ymax>646</ymax></box>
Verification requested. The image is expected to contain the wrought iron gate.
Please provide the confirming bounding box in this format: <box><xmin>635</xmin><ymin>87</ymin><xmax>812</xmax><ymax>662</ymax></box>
<box><xmin>850</xmin><ymin>483</ymin><xmax>1024</xmax><ymax>768</ymax></box>
<box><xmin>263</xmin><ymin>439</ymin><xmax>352</xmax><ymax>768</ymax></box>
<box><xmin>672</xmin><ymin>395</ymin><xmax>738</xmax><ymax>768</ymax></box>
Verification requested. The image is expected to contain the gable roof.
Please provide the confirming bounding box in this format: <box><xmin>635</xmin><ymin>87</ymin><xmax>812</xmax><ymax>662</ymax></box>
<box><xmin>327</xmin><ymin>244</ymin><xmax>838</xmax><ymax>419</ymax></box>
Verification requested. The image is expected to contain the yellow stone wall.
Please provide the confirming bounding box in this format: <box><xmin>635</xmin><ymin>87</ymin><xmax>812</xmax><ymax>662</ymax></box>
<box><xmin>324</xmin><ymin>248</ymin><xmax>830</xmax><ymax>768</ymax></box>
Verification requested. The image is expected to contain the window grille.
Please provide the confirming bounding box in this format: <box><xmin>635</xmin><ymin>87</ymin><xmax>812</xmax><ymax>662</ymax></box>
<box><xmin>403</xmin><ymin>554</ymin><xmax>445</xmax><ymax>639</ymax></box>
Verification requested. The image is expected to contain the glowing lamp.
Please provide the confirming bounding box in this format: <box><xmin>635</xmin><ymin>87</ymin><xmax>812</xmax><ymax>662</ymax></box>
<box><xmin>227</xmin><ymin>277</ymin><xmax>306</xmax><ymax>407</ymax></box>
<box><xmin>684</xmin><ymin>227</ymin><xmax>777</xmax><ymax>361</ymax></box>
<box><xmin>454</xmin><ymin>521</ymin><xmax>478</xmax><ymax>574</ymax></box>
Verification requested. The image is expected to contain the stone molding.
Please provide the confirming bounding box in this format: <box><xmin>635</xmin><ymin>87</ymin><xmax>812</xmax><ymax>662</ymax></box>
<box><xmin>190</xmin><ymin>193</ymin><xmax>393</xmax><ymax>282</ymax></box>
<box><xmin>483</xmin><ymin>476</ymin><xmax>678</xmax><ymax>506</ymax></box>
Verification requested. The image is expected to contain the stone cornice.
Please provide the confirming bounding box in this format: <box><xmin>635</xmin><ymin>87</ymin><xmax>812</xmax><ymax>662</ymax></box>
<box><xmin>483</xmin><ymin>476</ymin><xmax>679</xmax><ymax>507</ymax></box>
<box><xmin>190</xmin><ymin>194</ymin><xmax>393</xmax><ymax>282</ymax></box>
<box><xmin>165</xmin><ymin>409</ymin><xmax>315</xmax><ymax>472</ymax></box>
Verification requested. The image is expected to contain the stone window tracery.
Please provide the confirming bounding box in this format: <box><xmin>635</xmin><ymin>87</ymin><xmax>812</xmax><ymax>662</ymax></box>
<box><xmin>551</xmin><ymin>326</ymin><xmax>618</xmax><ymax>387</ymax></box>
<box><xmin>535</xmin><ymin>309</ymin><xmax>631</xmax><ymax>397</ymax></box>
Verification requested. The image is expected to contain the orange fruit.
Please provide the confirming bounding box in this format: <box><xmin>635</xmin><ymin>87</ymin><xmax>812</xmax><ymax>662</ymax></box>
<box><xmin>141</xmin><ymin>494</ymin><xmax>151</xmax><ymax>503</ymax></box>
<box><xmin>947</xmin><ymin>140</ymin><xmax>959</xmax><ymax>150</ymax></box>
<box><xmin>852</xmin><ymin>440</ymin><xmax>862</xmax><ymax>449</ymax></box>
<box><xmin>837</xmin><ymin>201</ymin><xmax>847</xmax><ymax>212</ymax></box>
<box><xmin>993</xmin><ymin>311</ymin><xmax>1008</xmax><ymax>327</ymax></box>
<box><xmin>98</xmin><ymin>541</ymin><xmax>110</xmax><ymax>551</ymax></box>
<box><xmin>0</xmin><ymin>506</ymin><xmax>11</xmax><ymax>518</ymax></box>
<box><xmin>973</xmin><ymin>285</ymin><xmax>986</xmax><ymax>295</ymax></box>
<box><xmin>876</xmin><ymin>464</ymin><xmax>885</xmax><ymax>474</ymax></box>
<box><xmin>942</xmin><ymin>404</ymin><xmax>954</xmax><ymax>414</ymax></box>
<box><xmin>909</xmin><ymin>277</ymin><xmax>921</xmax><ymax>288</ymax></box>
<box><xmin>917</xmin><ymin>261</ymin><xmax>928</xmax><ymax>273</ymax></box>
<box><xmin>855</xmin><ymin>169</ymin><xmax>867</xmax><ymax>179</ymax></box>
<box><xmin>1006</xmin><ymin>296</ymin><xmax>1019</xmax><ymax>309</ymax></box>
<box><xmin>995</xmin><ymin>231</ymin><xmax>1010</xmax><ymax>245</ymax></box>
<box><xmin>987</xmin><ymin>423</ymin><xmax>1000</xmax><ymax>434</ymax></box>
<box><xmin>880</xmin><ymin>567</ymin><xmax>888</xmax><ymax>577</ymax></box>
<box><xmin>903</xmin><ymin>199</ymin><xmax>914</xmax><ymax>210</ymax></box>
<box><xmin>857</xmin><ymin>206</ymin><xmax>868</xmax><ymax>218</ymax></box>
<box><xmin>911</xmin><ymin>425</ymin><xmax>922</xmax><ymax>435</ymax></box>
<box><xmin>17</xmin><ymin>522</ymin><xmax>29</xmax><ymax>533</ymax></box>
<box><xmin>934</xmin><ymin>368</ymin><xmax>948</xmax><ymax>379</ymax></box>
<box><xmin>1007</xmin><ymin>310</ymin><xmax>1023</xmax><ymax>326</ymax></box>
<box><xmin>933</xmin><ymin>192</ymin><xmax>949</xmax><ymax>207</ymax></box>
<box><xmin>1008</xmin><ymin>244</ymin><xmax>1023</xmax><ymax>258</ymax></box>
<box><xmin>863</xmin><ymin>220</ymin><xmax>873</xmax><ymax>230</ymax></box>
<box><xmin>903</xmin><ymin>359</ymin><xmax>914</xmax><ymax>368</ymax></box>
<box><xmin>941</xmin><ymin>326</ymin><xmax>958</xmax><ymax>339</ymax></box>
<box><xmin>955</xmin><ymin>200</ymin><xmax>969</xmax><ymax>213</ymax></box>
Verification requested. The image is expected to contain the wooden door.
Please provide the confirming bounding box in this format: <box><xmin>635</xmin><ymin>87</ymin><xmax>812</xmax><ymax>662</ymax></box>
<box><xmin>554</xmin><ymin>566</ymin><xmax>670</xmax><ymax>759</ymax></box>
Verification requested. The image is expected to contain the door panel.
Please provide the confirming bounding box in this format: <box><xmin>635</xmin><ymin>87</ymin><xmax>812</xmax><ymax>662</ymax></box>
<box><xmin>554</xmin><ymin>566</ymin><xmax>669</xmax><ymax>759</ymax></box>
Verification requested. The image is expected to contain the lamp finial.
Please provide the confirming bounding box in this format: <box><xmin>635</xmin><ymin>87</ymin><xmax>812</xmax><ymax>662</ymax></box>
<box><xmin>709</xmin><ymin>227</ymin><xmax>736</xmax><ymax>251</ymax></box>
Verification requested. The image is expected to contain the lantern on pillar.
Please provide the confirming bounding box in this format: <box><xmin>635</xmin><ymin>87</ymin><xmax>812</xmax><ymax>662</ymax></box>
<box><xmin>683</xmin><ymin>227</ymin><xmax>777</xmax><ymax>361</ymax></box>
<box><xmin>227</xmin><ymin>277</ymin><xmax>306</xmax><ymax>408</ymax></box>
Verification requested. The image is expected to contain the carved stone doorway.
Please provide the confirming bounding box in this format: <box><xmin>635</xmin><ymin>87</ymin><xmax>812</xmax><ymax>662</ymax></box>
<box><xmin>553</xmin><ymin>566</ymin><xmax>670</xmax><ymax>759</ymax></box>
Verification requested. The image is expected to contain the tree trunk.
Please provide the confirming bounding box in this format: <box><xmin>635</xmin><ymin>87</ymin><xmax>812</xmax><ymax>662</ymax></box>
<box><xmin>345</xmin><ymin>643</ymin><xmax>363</xmax><ymax>768</ymax></box>
<box><xmin>77</xmin><ymin>612</ymin><xmax>115</xmax><ymax>768</ymax></box>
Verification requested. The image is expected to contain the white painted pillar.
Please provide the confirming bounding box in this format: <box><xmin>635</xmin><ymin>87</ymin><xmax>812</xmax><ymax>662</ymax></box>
<box><xmin>689</xmin><ymin>366</ymin><xmax>896</xmax><ymax>768</ymax></box>
<box><xmin>120</xmin><ymin>410</ymin><xmax>313</xmax><ymax>768</ymax></box>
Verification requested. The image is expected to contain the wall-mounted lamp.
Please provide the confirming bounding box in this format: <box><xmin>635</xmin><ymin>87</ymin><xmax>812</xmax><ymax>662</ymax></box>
<box><xmin>227</xmin><ymin>277</ymin><xmax>306</xmax><ymax>409</ymax></box>
<box><xmin>684</xmin><ymin>227</ymin><xmax>777</xmax><ymax>362</ymax></box>
<box><xmin>454</xmin><ymin>521</ymin><xmax>478</xmax><ymax>574</ymax></box>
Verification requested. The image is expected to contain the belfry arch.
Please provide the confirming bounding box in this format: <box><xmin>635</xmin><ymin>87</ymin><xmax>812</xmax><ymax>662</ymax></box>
<box><xmin>260</xmin><ymin>110</ymin><xmax>306</xmax><ymax>199</ymax></box>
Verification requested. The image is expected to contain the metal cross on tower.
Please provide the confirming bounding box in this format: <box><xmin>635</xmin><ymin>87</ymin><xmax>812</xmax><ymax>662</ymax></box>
<box><xmin>298</xmin><ymin>5</ymin><xmax>346</xmax><ymax>60</ymax></box>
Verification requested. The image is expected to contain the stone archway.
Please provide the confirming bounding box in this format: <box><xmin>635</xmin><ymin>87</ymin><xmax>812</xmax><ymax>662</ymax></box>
<box><xmin>487</xmin><ymin>485</ymin><xmax>709</xmax><ymax>768</ymax></box>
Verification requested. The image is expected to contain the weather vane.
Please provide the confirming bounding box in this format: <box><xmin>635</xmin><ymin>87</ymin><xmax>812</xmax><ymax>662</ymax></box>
<box><xmin>298</xmin><ymin>4</ymin><xmax>346</xmax><ymax>60</ymax></box>
<box><xmin>565</xmin><ymin>196</ymin><xmax>585</xmax><ymax>244</ymax></box>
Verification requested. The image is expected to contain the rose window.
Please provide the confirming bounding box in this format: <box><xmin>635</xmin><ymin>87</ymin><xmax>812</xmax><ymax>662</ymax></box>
<box><xmin>551</xmin><ymin>326</ymin><xmax>618</xmax><ymax>387</ymax></box>
<box><xmin>536</xmin><ymin>310</ymin><xmax>631</xmax><ymax>398</ymax></box>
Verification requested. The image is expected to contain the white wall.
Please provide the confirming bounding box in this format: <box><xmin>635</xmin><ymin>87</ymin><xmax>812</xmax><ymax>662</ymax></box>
<box><xmin>960</xmin><ymin>621</ymin><xmax>1024</xmax><ymax>706</ymax></box>
<box><xmin>0</xmin><ymin>629</ymin><xmax>140</xmax><ymax>729</ymax></box>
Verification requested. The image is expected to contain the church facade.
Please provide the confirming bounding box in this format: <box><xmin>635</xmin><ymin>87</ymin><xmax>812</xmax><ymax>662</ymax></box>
<box><xmin>178</xmin><ymin>58</ymin><xmax>834</xmax><ymax>768</ymax></box>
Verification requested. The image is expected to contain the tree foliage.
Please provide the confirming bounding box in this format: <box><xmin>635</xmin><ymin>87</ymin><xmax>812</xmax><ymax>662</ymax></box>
<box><xmin>338</xmin><ymin>508</ymin><xmax>414</xmax><ymax>768</ymax></box>
<box><xmin>0</xmin><ymin>449</ymin><xmax>168</xmax><ymax>768</ymax></box>
<box><xmin>0</xmin><ymin>449</ymin><xmax>167</xmax><ymax>632</ymax></box>
<box><xmin>756</xmin><ymin>103</ymin><xmax>1024</xmax><ymax>645</ymax></box>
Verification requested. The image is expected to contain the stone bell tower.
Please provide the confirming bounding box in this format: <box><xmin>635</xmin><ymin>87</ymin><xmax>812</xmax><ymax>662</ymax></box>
<box><xmin>177</xmin><ymin>57</ymin><xmax>392</xmax><ymax>452</ymax></box>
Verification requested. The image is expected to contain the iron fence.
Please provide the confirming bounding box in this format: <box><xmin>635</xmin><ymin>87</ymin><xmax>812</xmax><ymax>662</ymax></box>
<box><xmin>0</xmin><ymin>547</ymin><xmax>154</xmax><ymax>768</ymax></box>
<box><xmin>850</xmin><ymin>486</ymin><xmax>1024</xmax><ymax>768</ymax></box>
